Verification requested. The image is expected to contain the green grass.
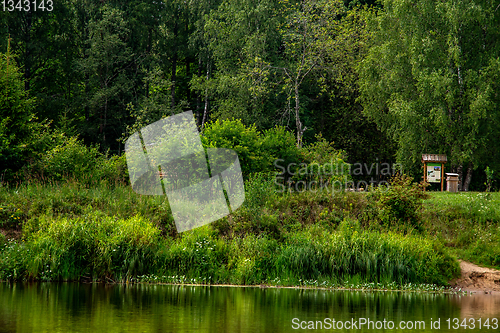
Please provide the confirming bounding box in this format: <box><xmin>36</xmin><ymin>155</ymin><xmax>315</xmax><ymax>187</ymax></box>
<box><xmin>5</xmin><ymin>176</ymin><xmax>497</xmax><ymax>286</ymax></box>
<box><xmin>0</xmin><ymin>181</ymin><xmax>177</xmax><ymax>236</ymax></box>
<box><xmin>421</xmin><ymin>191</ymin><xmax>500</xmax><ymax>269</ymax></box>
<box><xmin>0</xmin><ymin>216</ymin><xmax>458</xmax><ymax>286</ymax></box>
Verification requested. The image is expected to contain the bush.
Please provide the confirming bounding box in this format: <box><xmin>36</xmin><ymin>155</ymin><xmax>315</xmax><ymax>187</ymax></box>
<box><xmin>37</xmin><ymin>137</ymin><xmax>101</xmax><ymax>180</ymax></box>
<box><xmin>26</xmin><ymin>136</ymin><xmax>128</xmax><ymax>186</ymax></box>
<box><xmin>297</xmin><ymin>134</ymin><xmax>350</xmax><ymax>184</ymax></box>
<box><xmin>368</xmin><ymin>174</ymin><xmax>428</xmax><ymax>229</ymax></box>
<box><xmin>261</xmin><ymin>126</ymin><xmax>303</xmax><ymax>179</ymax></box>
<box><xmin>97</xmin><ymin>154</ymin><xmax>130</xmax><ymax>186</ymax></box>
<box><xmin>201</xmin><ymin>119</ymin><xmax>271</xmax><ymax>177</ymax></box>
<box><xmin>202</xmin><ymin>119</ymin><xmax>311</xmax><ymax>180</ymax></box>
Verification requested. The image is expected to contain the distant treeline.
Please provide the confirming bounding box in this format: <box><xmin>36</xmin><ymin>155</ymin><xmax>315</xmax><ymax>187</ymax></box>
<box><xmin>1</xmin><ymin>0</ymin><xmax>499</xmax><ymax>190</ymax></box>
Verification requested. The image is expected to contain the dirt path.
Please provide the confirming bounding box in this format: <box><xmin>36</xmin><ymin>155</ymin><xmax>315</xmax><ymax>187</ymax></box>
<box><xmin>450</xmin><ymin>260</ymin><xmax>500</xmax><ymax>294</ymax></box>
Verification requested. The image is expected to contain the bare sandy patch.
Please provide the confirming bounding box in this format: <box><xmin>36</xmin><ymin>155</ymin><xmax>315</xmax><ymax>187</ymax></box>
<box><xmin>450</xmin><ymin>260</ymin><xmax>500</xmax><ymax>294</ymax></box>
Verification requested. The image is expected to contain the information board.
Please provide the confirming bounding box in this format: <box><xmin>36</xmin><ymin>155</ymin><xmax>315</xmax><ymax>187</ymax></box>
<box><xmin>426</xmin><ymin>163</ymin><xmax>442</xmax><ymax>183</ymax></box>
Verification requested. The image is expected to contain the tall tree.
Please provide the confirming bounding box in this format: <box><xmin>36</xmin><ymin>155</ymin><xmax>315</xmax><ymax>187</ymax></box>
<box><xmin>358</xmin><ymin>0</ymin><xmax>500</xmax><ymax>190</ymax></box>
<box><xmin>78</xmin><ymin>4</ymin><xmax>133</xmax><ymax>147</ymax></box>
<box><xmin>275</xmin><ymin>0</ymin><xmax>346</xmax><ymax>147</ymax></box>
<box><xmin>0</xmin><ymin>50</ymin><xmax>36</xmax><ymax>176</ymax></box>
<box><xmin>188</xmin><ymin>0</ymin><xmax>222</xmax><ymax>128</ymax></box>
<box><xmin>202</xmin><ymin>0</ymin><xmax>281</xmax><ymax>129</ymax></box>
<box><xmin>0</xmin><ymin>0</ymin><xmax>81</xmax><ymax>127</ymax></box>
<box><xmin>306</xmin><ymin>4</ymin><xmax>397</xmax><ymax>168</ymax></box>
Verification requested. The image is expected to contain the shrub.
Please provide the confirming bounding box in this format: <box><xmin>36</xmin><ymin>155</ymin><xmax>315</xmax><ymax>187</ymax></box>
<box><xmin>368</xmin><ymin>174</ymin><xmax>428</xmax><ymax>229</ymax></box>
<box><xmin>228</xmin><ymin>172</ymin><xmax>281</xmax><ymax>237</ymax></box>
<box><xmin>292</xmin><ymin>134</ymin><xmax>350</xmax><ymax>185</ymax></box>
<box><xmin>26</xmin><ymin>136</ymin><xmax>129</xmax><ymax>186</ymax></box>
<box><xmin>97</xmin><ymin>154</ymin><xmax>130</xmax><ymax>186</ymax></box>
<box><xmin>201</xmin><ymin>119</ymin><xmax>271</xmax><ymax>177</ymax></box>
<box><xmin>34</xmin><ymin>136</ymin><xmax>101</xmax><ymax>181</ymax></box>
<box><xmin>261</xmin><ymin>126</ymin><xmax>303</xmax><ymax>179</ymax></box>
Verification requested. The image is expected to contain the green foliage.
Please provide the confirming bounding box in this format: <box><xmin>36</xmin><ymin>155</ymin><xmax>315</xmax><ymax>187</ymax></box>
<box><xmin>159</xmin><ymin>226</ymin><xmax>231</xmax><ymax>283</ymax></box>
<box><xmin>0</xmin><ymin>182</ymin><xmax>174</xmax><ymax>235</ymax></box>
<box><xmin>202</xmin><ymin>0</ymin><xmax>281</xmax><ymax>129</ymax></box>
<box><xmin>0</xmin><ymin>179</ymin><xmax>465</xmax><ymax>286</ymax></box>
<box><xmin>0</xmin><ymin>52</ymin><xmax>36</xmax><ymax>177</ymax></box>
<box><xmin>3</xmin><ymin>0</ymin><xmax>394</xmax><ymax>179</ymax></box>
<box><xmin>36</xmin><ymin>137</ymin><xmax>101</xmax><ymax>180</ymax></box>
<box><xmin>368</xmin><ymin>174</ymin><xmax>428</xmax><ymax>229</ymax></box>
<box><xmin>202</xmin><ymin>119</ymin><xmax>304</xmax><ymax>178</ymax></box>
<box><xmin>297</xmin><ymin>134</ymin><xmax>351</xmax><ymax>184</ymax></box>
<box><xmin>275</xmin><ymin>223</ymin><xmax>458</xmax><ymax>285</ymax></box>
<box><xmin>148</xmin><ymin>222</ymin><xmax>459</xmax><ymax>286</ymax></box>
<box><xmin>358</xmin><ymin>0</ymin><xmax>500</xmax><ymax>178</ymax></box>
<box><xmin>164</xmin><ymin>221</ymin><xmax>458</xmax><ymax>286</ymax></box>
<box><xmin>20</xmin><ymin>212</ymin><xmax>161</xmax><ymax>281</ymax></box>
<box><xmin>0</xmin><ymin>240</ymin><xmax>27</xmax><ymax>281</ymax></box>
<box><xmin>202</xmin><ymin>118</ymin><xmax>268</xmax><ymax>176</ymax></box>
<box><xmin>27</xmin><ymin>136</ymin><xmax>128</xmax><ymax>186</ymax></box>
<box><xmin>238</xmin><ymin>173</ymin><xmax>281</xmax><ymax>237</ymax></box>
<box><xmin>421</xmin><ymin>192</ymin><xmax>500</xmax><ymax>269</ymax></box>
<box><xmin>0</xmin><ymin>203</ymin><xmax>23</xmax><ymax>229</ymax></box>
<box><xmin>78</xmin><ymin>4</ymin><xmax>134</xmax><ymax>147</ymax></box>
<box><xmin>261</xmin><ymin>126</ymin><xmax>303</xmax><ymax>175</ymax></box>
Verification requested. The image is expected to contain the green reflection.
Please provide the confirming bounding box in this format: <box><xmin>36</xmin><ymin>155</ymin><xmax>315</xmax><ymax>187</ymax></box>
<box><xmin>0</xmin><ymin>283</ymin><xmax>499</xmax><ymax>333</ymax></box>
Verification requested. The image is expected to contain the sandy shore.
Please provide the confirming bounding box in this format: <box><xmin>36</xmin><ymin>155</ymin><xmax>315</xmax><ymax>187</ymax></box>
<box><xmin>450</xmin><ymin>260</ymin><xmax>500</xmax><ymax>295</ymax></box>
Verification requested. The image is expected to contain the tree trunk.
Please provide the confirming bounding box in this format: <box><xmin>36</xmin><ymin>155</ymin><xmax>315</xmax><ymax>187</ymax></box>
<box><xmin>171</xmin><ymin>20</ymin><xmax>179</xmax><ymax>109</ymax></box>
<box><xmin>294</xmin><ymin>82</ymin><xmax>305</xmax><ymax>148</ymax></box>
<box><xmin>196</xmin><ymin>57</ymin><xmax>202</xmax><ymax>127</ymax></box>
<box><xmin>146</xmin><ymin>29</ymin><xmax>152</xmax><ymax>98</ymax></box>
<box><xmin>24</xmin><ymin>10</ymin><xmax>33</xmax><ymax>92</ymax></box>
<box><xmin>463</xmin><ymin>162</ymin><xmax>473</xmax><ymax>192</ymax></box>
<box><xmin>201</xmin><ymin>61</ymin><xmax>211</xmax><ymax>130</ymax></box>
<box><xmin>103</xmin><ymin>96</ymin><xmax>107</xmax><ymax>144</ymax></box>
<box><xmin>84</xmin><ymin>76</ymin><xmax>90</xmax><ymax>122</ymax></box>
<box><xmin>457</xmin><ymin>164</ymin><xmax>463</xmax><ymax>191</ymax></box>
<box><xmin>186</xmin><ymin>60</ymin><xmax>190</xmax><ymax>102</ymax></box>
<box><xmin>171</xmin><ymin>54</ymin><xmax>177</xmax><ymax>109</ymax></box>
<box><xmin>202</xmin><ymin>93</ymin><xmax>209</xmax><ymax>130</ymax></box>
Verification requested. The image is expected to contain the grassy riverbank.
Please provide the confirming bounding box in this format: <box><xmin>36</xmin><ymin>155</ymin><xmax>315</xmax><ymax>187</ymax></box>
<box><xmin>421</xmin><ymin>192</ymin><xmax>500</xmax><ymax>269</ymax></box>
<box><xmin>2</xmin><ymin>175</ymin><xmax>498</xmax><ymax>286</ymax></box>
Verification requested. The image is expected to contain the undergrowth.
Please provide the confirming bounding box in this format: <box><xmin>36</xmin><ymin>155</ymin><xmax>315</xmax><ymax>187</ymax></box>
<box><xmin>3</xmin><ymin>173</ymin><xmax>496</xmax><ymax>285</ymax></box>
<box><xmin>0</xmin><ymin>217</ymin><xmax>458</xmax><ymax>286</ymax></box>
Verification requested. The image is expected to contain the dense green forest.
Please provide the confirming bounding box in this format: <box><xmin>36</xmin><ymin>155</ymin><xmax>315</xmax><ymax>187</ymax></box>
<box><xmin>2</xmin><ymin>0</ymin><xmax>499</xmax><ymax>190</ymax></box>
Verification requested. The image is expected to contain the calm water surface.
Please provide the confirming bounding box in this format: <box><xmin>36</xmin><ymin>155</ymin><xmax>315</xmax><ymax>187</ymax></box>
<box><xmin>1</xmin><ymin>283</ymin><xmax>499</xmax><ymax>332</ymax></box>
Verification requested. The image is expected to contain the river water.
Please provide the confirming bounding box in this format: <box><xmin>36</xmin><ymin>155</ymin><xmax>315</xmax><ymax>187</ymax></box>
<box><xmin>1</xmin><ymin>283</ymin><xmax>499</xmax><ymax>332</ymax></box>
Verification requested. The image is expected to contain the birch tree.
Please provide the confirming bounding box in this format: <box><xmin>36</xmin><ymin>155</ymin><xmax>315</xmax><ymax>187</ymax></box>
<box><xmin>358</xmin><ymin>0</ymin><xmax>500</xmax><ymax>190</ymax></box>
